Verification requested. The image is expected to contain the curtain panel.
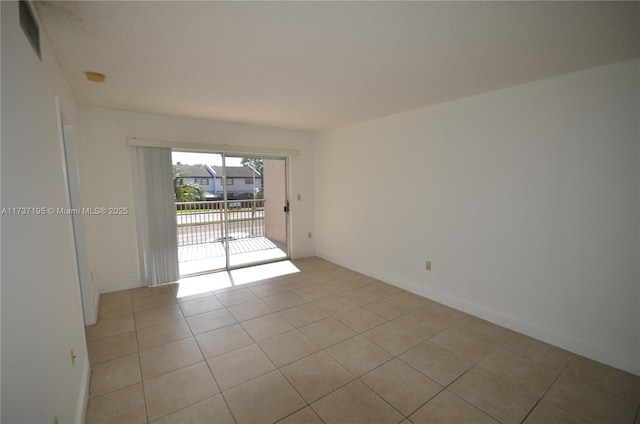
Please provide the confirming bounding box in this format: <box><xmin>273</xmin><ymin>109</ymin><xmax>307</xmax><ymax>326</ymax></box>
<box><xmin>131</xmin><ymin>146</ymin><xmax>179</xmax><ymax>286</ymax></box>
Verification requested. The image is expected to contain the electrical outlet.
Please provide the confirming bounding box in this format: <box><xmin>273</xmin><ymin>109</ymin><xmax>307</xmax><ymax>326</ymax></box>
<box><xmin>308</xmin><ymin>232</ymin><xmax>312</xmax><ymax>239</ymax></box>
<box><xmin>425</xmin><ymin>261</ymin><xmax>431</xmax><ymax>271</ymax></box>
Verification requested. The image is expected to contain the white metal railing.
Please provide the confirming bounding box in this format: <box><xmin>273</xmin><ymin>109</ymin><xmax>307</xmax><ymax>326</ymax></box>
<box><xmin>176</xmin><ymin>199</ymin><xmax>265</xmax><ymax>247</ymax></box>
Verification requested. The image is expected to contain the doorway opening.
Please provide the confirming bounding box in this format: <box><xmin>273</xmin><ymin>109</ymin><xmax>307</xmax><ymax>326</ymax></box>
<box><xmin>172</xmin><ymin>151</ymin><xmax>289</xmax><ymax>276</ymax></box>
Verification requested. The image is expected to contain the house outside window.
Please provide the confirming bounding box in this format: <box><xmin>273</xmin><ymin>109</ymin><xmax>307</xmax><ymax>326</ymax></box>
<box><xmin>194</xmin><ymin>178</ymin><xmax>209</xmax><ymax>185</ymax></box>
<box><xmin>226</xmin><ymin>178</ymin><xmax>234</xmax><ymax>185</ymax></box>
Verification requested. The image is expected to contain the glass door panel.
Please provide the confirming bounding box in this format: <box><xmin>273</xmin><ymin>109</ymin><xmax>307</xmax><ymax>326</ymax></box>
<box><xmin>174</xmin><ymin>152</ymin><xmax>226</xmax><ymax>276</ymax></box>
<box><xmin>226</xmin><ymin>156</ymin><xmax>289</xmax><ymax>269</ymax></box>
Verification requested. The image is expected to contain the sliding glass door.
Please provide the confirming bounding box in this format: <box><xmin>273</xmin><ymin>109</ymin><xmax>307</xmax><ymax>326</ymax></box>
<box><xmin>173</xmin><ymin>151</ymin><xmax>289</xmax><ymax>276</ymax></box>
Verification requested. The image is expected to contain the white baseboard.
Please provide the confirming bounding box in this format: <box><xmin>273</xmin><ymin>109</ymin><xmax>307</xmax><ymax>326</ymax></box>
<box><xmin>75</xmin><ymin>360</ymin><xmax>90</xmax><ymax>424</ymax></box>
<box><xmin>316</xmin><ymin>251</ymin><xmax>640</xmax><ymax>376</ymax></box>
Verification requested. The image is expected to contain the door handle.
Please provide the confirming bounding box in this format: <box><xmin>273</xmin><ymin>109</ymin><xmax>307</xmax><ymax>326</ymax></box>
<box><xmin>284</xmin><ymin>200</ymin><xmax>290</xmax><ymax>213</ymax></box>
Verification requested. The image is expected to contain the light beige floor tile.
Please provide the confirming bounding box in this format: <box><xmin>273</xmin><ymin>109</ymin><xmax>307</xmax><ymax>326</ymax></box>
<box><xmin>351</xmin><ymin>275</ymin><xmax>379</xmax><ymax>287</ymax></box>
<box><xmin>390</xmin><ymin>290</ymin><xmax>431</xmax><ymax>309</ymax></box>
<box><xmin>563</xmin><ymin>355</ymin><xmax>640</xmax><ymax>403</ymax></box>
<box><xmin>249</xmin><ymin>281</ymin><xmax>289</xmax><ymax>298</ymax></box>
<box><xmin>293</xmin><ymin>256</ymin><xmax>327</xmax><ymax>267</ymax></box>
<box><xmin>361</xmin><ymin>358</ymin><xmax>442</xmax><ymax>416</ymax></box>
<box><xmin>178</xmin><ymin>295</ymin><xmax>224</xmax><ymax>317</ymax></box>
<box><xmin>449</xmin><ymin>367</ymin><xmax>539</xmax><ymax>424</ymax></box>
<box><xmin>227</xmin><ymin>298</ymin><xmax>274</xmax><ymax>321</ymax></box>
<box><xmin>303</xmin><ymin>270</ymin><xmax>340</xmax><ymax>284</ymax></box>
<box><xmin>368</xmin><ymin>281</ymin><xmax>403</xmax><ymax>297</ymax></box>
<box><xmin>86</xmin><ymin>315</ymin><xmax>135</xmax><ymax>341</ymax></box>
<box><xmin>418</xmin><ymin>302</ymin><xmax>468</xmax><ymax>327</ymax></box>
<box><xmin>277</xmin><ymin>406</ymin><xmax>324</xmax><ymax>424</ymax></box>
<box><xmin>195</xmin><ymin>323</ymin><xmax>254</xmax><ymax>358</ymax></box>
<box><xmin>311</xmin><ymin>380</ymin><xmax>403</xmax><ymax>424</ymax></box>
<box><xmin>281</xmin><ymin>351</ymin><xmax>355</xmax><ymax>403</ymax></box>
<box><xmin>280</xmin><ymin>303</ymin><xmax>329</xmax><ymax>327</ymax></box>
<box><xmin>391</xmin><ymin>310</ymin><xmax>452</xmax><ymax>339</ymax></box>
<box><xmin>362</xmin><ymin>322</ymin><xmax>424</xmax><ymax>355</ymax></box>
<box><xmin>544</xmin><ymin>374</ymin><xmax>638</xmax><ymax>424</ymax></box>
<box><xmin>294</xmin><ymin>284</ymin><xmax>337</xmax><ymax>301</ymax></box>
<box><xmin>328</xmin><ymin>266</ymin><xmax>361</xmax><ymax>279</ymax></box>
<box><xmin>216</xmin><ymin>288</ymin><xmax>259</xmax><ymax>306</ymax></box>
<box><xmin>259</xmin><ymin>329</ymin><xmax>320</xmax><ymax>367</ymax></box>
<box><xmin>429</xmin><ymin>327</ymin><xmax>497</xmax><ymax>363</ymax></box>
<box><xmin>339</xmin><ymin>286</ymin><xmax>383</xmax><ymax>306</ymax></box>
<box><xmin>140</xmin><ymin>338</ymin><xmax>203</xmax><ymax>380</ymax></box>
<box><xmin>186</xmin><ymin>308</ymin><xmax>237</xmax><ymax>335</ymax></box>
<box><xmin>399</xmin><ymin>342</ymin><xmax>472</xmax><ymax>386</ymax></box>
<box><xmin>478</xmin><ymin>348</ymin><xmax>559</xmax><ymax>397</ymax></box>
<box><xmin>409</xmin><ymin>390</ymin><xmax>500</xmax><ymax>424</ymax></box>
<box><xmin>144</xmin><ymin>361</ymin><xmax>219</xmax><ymax>422</ymax></box>
<box><xmin>300</xmin><ymin>318</ymin><xmax>356</xmax><ymax>348</ymax></box>
<box><xmin>241</xmin><ymin>312</ymin><xmax>295</xmax><ymax>341</ymax></box>
<box><xmin>135</xmin><ymin>304</ymin><xmax>184</xmax><ymax>329</ymax></box>
<box><xmin>323</xmin><ymin>278</ymin><xmax>368</xmax><ymax>293</ymax></box>
<box><xmin>100</xmin><ymin>290</ymin><xmax>132</xmax><ymax>305</ymax></box>
<box><xmin>132</xmin><ymin>292</ymin><xmax>177</xmax><ymax>313</ymax></box>
<box><xmin>279</xmin><ymin>275</ymin><xmax>318</xmax><ymax>290</ymax></box>
<box><xmin>263</xmin><ymin>292</ymin><xmax>308</xmax><ymax>311</ymax></box>
<box><xmin>98</xmin><ymin>299</ymin><xmax>133</xmax><ymax>319</ymax></box>
<box><xmin>502</xmin><ymin>333</ymin><xmax>573</xmax><ymax>372</ymax></box>
<box><xmin>151</xmin><ymin>394</ymin><xmax>235</xmax><ymax>424</ymax></box>
<box><xmin>312</xmin><ymin>295</ymin><xmax>358</xmax><ymax>316</ymax></box>
<box><xmin>88</xmin><ymin>331</ymin><xmax>138</xmax><ymax>365</ymax></box>
<box><xmin>224</xmin><ymin>370</ymin><xmax>306</xmax><ymax>424</ymax></box>
<box><xmin>86</xmin><ymin>383</ymin><xmax>147</xmax><ymax>424</ymax></box>
<box><xmin>523</xmin><ymin>400</ymin><xmax>589</xmax><ymax>424</ymax></box>
<box><xmin>363</xmin><ymin>297</ymin><xmax>413</xmax><ymax>320</ymax></box>
<box><xmin>453</xmin><ymin>316</ymin><xmax>514</xmax><ymax>345</ymax></box>
<box><xmin>137</xmin><ymin>318</ymin><xmax>192</xmax><ymax>352</ymax></box>
<box><xmin>208</xmin><ymin>344</ymin><xmax>276</xmax><ymax>390</ymax></box>
<box><xmin>335</xmin><ymin>307</ymin><xmax>387</xmax><ymax>333</ymax></box>
<box><xmin>326</xmin><ymin>335</ymin><xmax>392</xmax><ymax>376</ymax></box>
<box><xmin>89</xmin><ymin>354</ymin><xmax>141</xmax><ymax>398</ymax></box>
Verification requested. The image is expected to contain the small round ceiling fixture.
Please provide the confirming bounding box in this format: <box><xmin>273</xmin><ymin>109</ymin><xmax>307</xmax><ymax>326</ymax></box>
<box><xmin>85</xmin><ymin>71</ymin><xmax>106</xmax><ymax>83</ymax></box>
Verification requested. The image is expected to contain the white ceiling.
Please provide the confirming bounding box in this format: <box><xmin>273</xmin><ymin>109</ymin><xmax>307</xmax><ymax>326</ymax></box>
<box><xmin>34</xmin><ymin>1</ymin><xmax>639</xmax><ymax>132</ymax></box>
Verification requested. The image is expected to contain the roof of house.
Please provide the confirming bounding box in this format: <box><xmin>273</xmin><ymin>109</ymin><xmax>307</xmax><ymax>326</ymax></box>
<box><xmin>212</xmin><ymin>166</ymin><xmax>260</xmax><ymax>178</ymax></box>
<box><xmin>173</xmin><ymin>164</ymin><xmax>214</xmax><ymax>178</ymax></box>
<box><xmin>173</xmin><ymin>164</ymin><xmax>260</xmax><ymax>179</ymax></box>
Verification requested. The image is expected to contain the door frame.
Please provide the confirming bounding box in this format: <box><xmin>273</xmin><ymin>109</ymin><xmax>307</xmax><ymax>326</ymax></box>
<box><xmin>174</xmin><ymin>150</ymin><xmax>291</xmax><ymax>276</ymax></box>
<box><xmin>55</xmin><ymin>96</ymin><xmax>97</xmax><ymax>325</ymax></box>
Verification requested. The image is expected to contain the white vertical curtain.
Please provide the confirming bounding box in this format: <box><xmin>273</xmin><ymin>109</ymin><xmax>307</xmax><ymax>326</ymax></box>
<box><xmin>132</xmin><ymin>146</ymin><xmax>179</xmax><ymax>286</ymax></box>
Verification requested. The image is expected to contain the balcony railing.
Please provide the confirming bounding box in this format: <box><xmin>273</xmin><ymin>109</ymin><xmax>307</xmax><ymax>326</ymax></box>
<box><xmin>176</xmin><ymin>199</ymin><xmax>265</xmax><ymax>247</ymax></box>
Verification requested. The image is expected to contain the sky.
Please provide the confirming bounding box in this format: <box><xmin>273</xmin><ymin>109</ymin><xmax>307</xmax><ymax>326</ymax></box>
<box><xmin>171</xmin><ymin>151</ymin><xmax>243</xmax><ymax>167</ymax></box>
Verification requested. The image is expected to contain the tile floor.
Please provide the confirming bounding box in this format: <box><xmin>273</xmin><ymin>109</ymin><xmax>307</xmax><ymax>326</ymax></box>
<box><xmin>85</xmin><ymin>257</ymin><xmax>640</xmax><ymax>424</ymax></box>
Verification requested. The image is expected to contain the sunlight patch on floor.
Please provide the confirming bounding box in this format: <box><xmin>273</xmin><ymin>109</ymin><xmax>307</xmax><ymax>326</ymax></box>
<box><xmin>229</xmin><ymin>260</ymin><xmax>300</xmax><ymax>285</ymax></box>
<box><xmin>175</xmin><ymin>260</ymin><xmax>300</xmax><ymax>298</ymax></box>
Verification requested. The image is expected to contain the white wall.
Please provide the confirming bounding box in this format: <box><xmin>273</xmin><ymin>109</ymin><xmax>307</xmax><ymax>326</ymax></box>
<box><xmin>1</xmin><ymin>1</ymin><xmax>90</xmax><ymax>422</ymax></box>
<box><xmin>315</xmin><ymin>60</ymin><xmax>640</xmax><ymax>375</ymax></box>
<box><xmin>79</xmin><ymin>107</ymin><xmax>315</xmax><ymax>293</ymax></box>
